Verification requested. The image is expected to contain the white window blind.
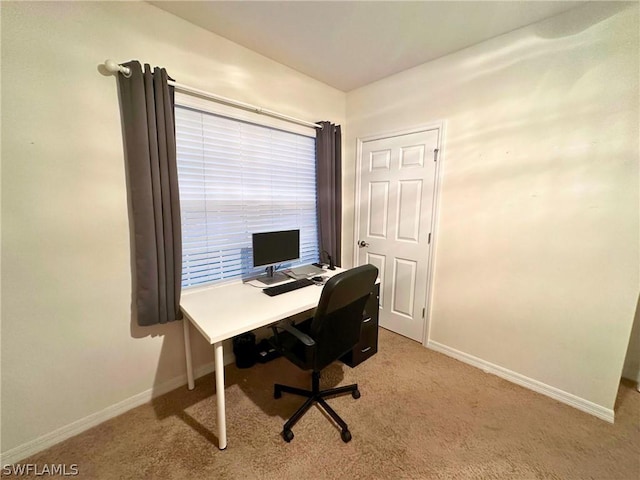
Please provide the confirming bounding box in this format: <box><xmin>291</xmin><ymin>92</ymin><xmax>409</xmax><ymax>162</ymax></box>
<box><xmin>175</xmin><ymin>105</ymin><xmax>319</xmax><ymax>288</ymax></box>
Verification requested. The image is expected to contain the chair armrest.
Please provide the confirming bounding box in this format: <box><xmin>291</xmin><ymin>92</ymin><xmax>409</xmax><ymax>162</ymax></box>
<box><xmin>271</xmin><ymin>322</ymin><xmax>316</xmax><ymax>347</ymax></box>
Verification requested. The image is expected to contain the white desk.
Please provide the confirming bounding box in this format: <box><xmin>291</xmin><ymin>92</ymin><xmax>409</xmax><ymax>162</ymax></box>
<box><xmin>180</xmin><ymin>268</ymin><xmax>344</xmax><ymax>450</ymax></box>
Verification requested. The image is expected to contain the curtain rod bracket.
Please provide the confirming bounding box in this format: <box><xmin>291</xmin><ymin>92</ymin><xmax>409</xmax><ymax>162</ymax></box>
<box><xmin>104</xmin><ymin>59</ymin><xmax>131</xmax><ymax>78</ymax></box>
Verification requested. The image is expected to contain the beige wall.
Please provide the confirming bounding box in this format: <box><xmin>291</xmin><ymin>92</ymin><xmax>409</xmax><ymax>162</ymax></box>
<box><xmin>2</xmin><ymin>0</ymin><xmax>638</xmax><ymax>463</ymax></box>
<box><xmin>1</xmin><ymin>1</ymin><xmax>345</xmax><ymax>456</ymax></box>
<box><xmin>345</xmin><ymin>2</ymin><xmax>639</xmax><ymax>411</ymax></box>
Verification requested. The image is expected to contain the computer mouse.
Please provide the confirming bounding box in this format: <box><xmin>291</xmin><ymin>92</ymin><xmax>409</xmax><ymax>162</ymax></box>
<box><xmin>311</xmin><ymin>276</ymin><xmax>324</xmax><ymax>282</ymax></box>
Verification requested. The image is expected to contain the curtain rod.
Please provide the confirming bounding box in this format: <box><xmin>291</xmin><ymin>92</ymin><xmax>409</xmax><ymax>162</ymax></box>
<box><xmin>104</xmin><ymin>59</ymin><xmax>324</xmax><ymax>130</ymax></box>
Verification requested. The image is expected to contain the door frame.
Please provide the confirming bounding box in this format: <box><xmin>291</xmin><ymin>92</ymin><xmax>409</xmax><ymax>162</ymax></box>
<box><xmin>353</xmin><ymin>121</ymin><xmax>446</xmax><ymax>347</ymax></box>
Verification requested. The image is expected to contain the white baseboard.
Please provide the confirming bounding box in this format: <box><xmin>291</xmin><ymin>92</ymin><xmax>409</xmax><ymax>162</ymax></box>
<box><xmin>0</xmin><ymin>359</ymin><xmax>222</xmax><ymax>467</ymax></box>
<box><xmin>427</xmin><ymin>340</ymin><xmax>615</xmax><ymax>424</ymax></box>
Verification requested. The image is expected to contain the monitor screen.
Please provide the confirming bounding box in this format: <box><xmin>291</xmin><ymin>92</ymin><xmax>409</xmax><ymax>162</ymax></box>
<box><xmin>252</xmin><ymin>229</ymin><xmax>300</xmax><ymax>268</ymax></box>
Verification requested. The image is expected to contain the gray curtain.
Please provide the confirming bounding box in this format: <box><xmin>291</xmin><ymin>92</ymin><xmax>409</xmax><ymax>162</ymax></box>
<box><xmin>117</xmin><ymin>61</ymin><xmax>182</xmax><ymax>326</ymax></box>
<box><xmin>315</xmin><ymin>122</ymin><xmax>342</xmax><ymax>267</ymax></box>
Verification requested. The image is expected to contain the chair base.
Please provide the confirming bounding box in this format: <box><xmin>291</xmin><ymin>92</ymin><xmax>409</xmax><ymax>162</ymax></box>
<box><xmin>274</xmin><ymin>371</ymin><xmax>360</xmax><ymax>443</ymax></box>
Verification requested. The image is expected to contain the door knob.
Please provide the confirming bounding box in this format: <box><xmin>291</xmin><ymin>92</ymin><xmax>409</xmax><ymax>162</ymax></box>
<box><xmin>358</xmin><ymin>240</ymin><xmax>370</xmax><ymax>248</ymax></box>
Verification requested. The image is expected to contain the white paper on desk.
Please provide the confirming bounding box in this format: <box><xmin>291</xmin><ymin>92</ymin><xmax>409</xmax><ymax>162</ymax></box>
<box><xmin>283</xmin><ymin>269</ymin><xmax>307</xmax><ymax>279</ymax></box>
<box><xmin>288</xmin><ymin>265</ymin><xmax>325</xmax><ymax>277</ymax></box>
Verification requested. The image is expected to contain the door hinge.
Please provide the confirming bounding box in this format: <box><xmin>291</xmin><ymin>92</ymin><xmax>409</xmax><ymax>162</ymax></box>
<box><xmin>428</xmin><ymin>233</ymin><xmax>431</xmax><ymax>244</ymax></box>
<box><xmin>422</xmin><ymin>307</ymin><xmax>425</xmax><ymax>318</ymax></box>
<box><xmin>433</xmin><ymin>148</ymin><xmax>439</xmax><ymax>162</ymax></box>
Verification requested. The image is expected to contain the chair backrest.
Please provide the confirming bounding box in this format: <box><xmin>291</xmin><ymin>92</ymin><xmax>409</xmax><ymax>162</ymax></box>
<box><xmin>310</xmin><ymin>264</ymin><xmax>379</xmax><ymax>371</ymax></box>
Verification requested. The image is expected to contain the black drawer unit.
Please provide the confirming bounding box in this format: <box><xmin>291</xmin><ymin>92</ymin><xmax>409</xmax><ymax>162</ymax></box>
<box><xmin>341</xmin><ymin>283</ymin><xmax>380</xmax><ymax>367</ymax></box>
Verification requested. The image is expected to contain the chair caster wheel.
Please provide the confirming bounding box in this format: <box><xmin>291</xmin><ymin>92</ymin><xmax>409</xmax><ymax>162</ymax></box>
<box><xmin>341</xmin><ymin>429</ymin><xmax>352</xmax><ymax>443</ymax></box>
<box><xmin>352</xmin><ymin>389</ymin><xmax>361</xmax><ymax>399</ymax></box>
<box><xmin>274</xmin><ymin>386</ymin><xmax>282</xmax><ymax>399</ymax></box>
<box><xmin>282</xmin><ymin>428</ymin><xmax>294</xmax><ymax>442</ymax></box>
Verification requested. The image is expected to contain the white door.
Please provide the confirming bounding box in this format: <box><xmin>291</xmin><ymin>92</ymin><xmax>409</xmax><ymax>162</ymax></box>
<box><xmin>356</xmin><ymin>128</ymin><xmax>440</xmax><ymax>342</ymax></box>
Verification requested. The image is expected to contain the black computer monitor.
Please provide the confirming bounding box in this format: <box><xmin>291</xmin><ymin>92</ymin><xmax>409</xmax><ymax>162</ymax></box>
<box><xmin>252</xmin><ymin>229</ymin><xmax>300</xmax><ymax>285</ymax></box>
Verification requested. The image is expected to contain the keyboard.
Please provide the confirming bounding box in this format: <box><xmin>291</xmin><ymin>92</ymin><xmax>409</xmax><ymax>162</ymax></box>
<box><xmin>262</xmin><ymin>278</ymin><xmax>315</xmax><ymax>296</ymax></box>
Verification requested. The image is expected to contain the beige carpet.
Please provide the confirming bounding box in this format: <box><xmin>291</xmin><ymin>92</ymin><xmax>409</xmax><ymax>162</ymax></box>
<box><xmin>9</xmin><ymin>329</ymin><xmax>640</xmax><ymax>479</ymax></box>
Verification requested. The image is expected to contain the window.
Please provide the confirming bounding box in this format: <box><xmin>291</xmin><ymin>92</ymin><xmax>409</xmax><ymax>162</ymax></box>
<box><xmin>175</xmin><ymin>105</ymin><xmax>319</xmax><ymax>288</ymax></box>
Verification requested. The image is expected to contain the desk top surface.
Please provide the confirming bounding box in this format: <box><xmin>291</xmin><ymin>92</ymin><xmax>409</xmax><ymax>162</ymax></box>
<box><xmin>180</xmin><ymin>268</ymin><xmax>344</xmax><ymax>344</ymax></box>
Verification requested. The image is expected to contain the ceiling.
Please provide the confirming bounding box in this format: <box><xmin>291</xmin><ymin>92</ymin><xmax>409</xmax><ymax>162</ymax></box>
<box><xmin>150</xmin><ymin>1</ymin><xmax>585</xmax><ymax>92</ymax></box>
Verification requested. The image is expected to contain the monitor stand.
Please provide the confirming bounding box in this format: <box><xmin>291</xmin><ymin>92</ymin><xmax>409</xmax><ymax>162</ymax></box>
<box><xmin>257</xmin><ymin>266</ymin><xmax>290</xmax><ymax>286</ymax></box>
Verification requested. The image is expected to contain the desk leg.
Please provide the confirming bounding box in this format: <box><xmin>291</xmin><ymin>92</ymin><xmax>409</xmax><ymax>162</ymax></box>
<box><xmin>183</xmin><ymin>319</ymin><xmax>195</xmax><ymax>390</ymax></box>
<box><xmin>214</xmin><ymin>341</ymin><xmax>227</xmax><ymax>450</ymax></box>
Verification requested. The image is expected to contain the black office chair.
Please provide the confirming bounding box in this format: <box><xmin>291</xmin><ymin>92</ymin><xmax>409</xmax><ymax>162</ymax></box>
<box><xmin>269</xmin><ymin>264</ymin><xmax>378</xmax><ymax>443</ymax></box>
